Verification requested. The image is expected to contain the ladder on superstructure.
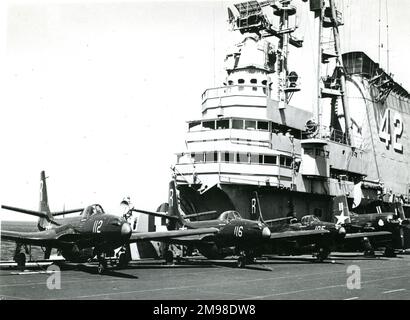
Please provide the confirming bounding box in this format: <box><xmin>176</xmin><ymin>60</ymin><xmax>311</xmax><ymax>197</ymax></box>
<box><xmin>312</xmin><ymin>0</ymin><xmax>352</xmax><ymax>146</ymax></box>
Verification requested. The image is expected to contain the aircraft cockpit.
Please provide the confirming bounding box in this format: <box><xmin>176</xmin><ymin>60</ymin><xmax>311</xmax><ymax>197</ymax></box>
<box><xmin>81</xmin><ymin>204</ymin><xmax>105</xmax><ymax>220</ymax></box>
<box><xmin>300</xmin><ymin>215</ymin><xmax>320</xmax><ymax>226</ymax></box>
<box><xmin>219</xmin><ymin>210</ymin><xmax>242</xmax><ymax>222</ymax></box>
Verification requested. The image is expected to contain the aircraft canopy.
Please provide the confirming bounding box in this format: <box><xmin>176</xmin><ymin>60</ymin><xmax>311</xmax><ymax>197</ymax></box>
<box><xmin>81</xmin><ymin>204</ymin><xmax>105</xmax><ymax>219</ymax></box>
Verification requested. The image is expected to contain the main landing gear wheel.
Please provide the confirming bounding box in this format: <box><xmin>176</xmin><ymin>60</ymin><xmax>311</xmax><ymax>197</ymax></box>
<box><xmin>384</xmin><ymin>246</ymin><xmax>396</xmax><ymax>258</ymax></box>
<box><xmin>362</xmin><ymin>237</ymin><xmax>375</xmax><ymax>257</ymax></box>
<box><xmin>14</xmin><ymin>252</ymin><xmax>26</xmax><ymax>271</ymax></box>
<box><xmin>164</xmin><ymin>250</ymin><xmax>174</xmax><ymax>264</ymax></box>
<box><xmin>118</xmin><ymin>252</ymin><xmax>128</xmax><ymax>268</ymax></box>
<box><xmin>315</xmin><ymin>248</ymin><xmax>330</xmax><ymax>262</ymax></box>
<box><xmin>364</xmin><ymin>249</ymin><xmax>375</xmax><ymax>257</ymax></box>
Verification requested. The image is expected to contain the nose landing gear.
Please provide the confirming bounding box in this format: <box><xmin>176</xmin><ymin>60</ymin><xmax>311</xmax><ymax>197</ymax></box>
<box><xmin>96</xmin><ymin>252</ymin><xmax>107</xmax><ymax>274</ymax></box>
<box><xmin>236</xmin><ymin>251</ymin><xmax>256</xmax><ymax>268</ymax></box>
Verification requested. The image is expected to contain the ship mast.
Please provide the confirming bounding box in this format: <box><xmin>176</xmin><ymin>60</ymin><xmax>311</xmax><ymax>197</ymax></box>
<box><xmin>329</xmin><ymin>0</ymin><xmax>352</xmax><ymax>146</ymax></box>
<box><xmin>311</xmin><ymin>0</ymin><xmax>352</xmax><ymax>146</ymax></box>
<box><xmin>316</xmin><ymin>4</ymin><xmax>324</xmax><ymax>139</ymax></box>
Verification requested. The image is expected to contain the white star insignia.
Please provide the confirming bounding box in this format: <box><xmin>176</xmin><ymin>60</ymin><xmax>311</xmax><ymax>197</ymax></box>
<box><xmin>335</xmin><ymin>213</ymin><xmax>350</xmax><ymax>225</ymax></box>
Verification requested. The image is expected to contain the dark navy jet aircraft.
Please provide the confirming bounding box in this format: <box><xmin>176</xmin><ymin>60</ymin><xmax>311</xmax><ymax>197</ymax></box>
<box><xmin>1</xmin><ymin>171</ymin><xmax>218</xmax><ymax>273</ymax></box>
<box><xmin>252</xmin><ymin>193</ymin><xmax>392</xmax><ymax>260</ymax></box>
<box><xmin>132</xmin><ymin>180</ymin><xmax>335</xmax><ymax>267</ymax></box>
<box><xmin>330</xmin><ymin>195</ymin><xmax>409</xmax><ymax>256</ymax></box>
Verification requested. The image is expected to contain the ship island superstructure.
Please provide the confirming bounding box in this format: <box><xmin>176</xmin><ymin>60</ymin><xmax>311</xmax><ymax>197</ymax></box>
<box><xmin>172</xmin><ymin>0</ymin><xmax>410</xmax><ymax>222</ymax></box>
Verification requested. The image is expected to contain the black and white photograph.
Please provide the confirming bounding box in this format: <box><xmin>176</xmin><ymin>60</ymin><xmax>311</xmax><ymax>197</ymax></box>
<box><xmin>1</xmin><ymin>0</ymin><xmax>410</xmax><ymax>305</ymax></box>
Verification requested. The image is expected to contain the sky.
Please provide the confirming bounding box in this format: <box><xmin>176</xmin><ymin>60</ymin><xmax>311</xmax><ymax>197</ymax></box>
<box><xmin>1</xmin><ymin>0</ymin><xmax>409</xmax><ymax>221</ymax></box>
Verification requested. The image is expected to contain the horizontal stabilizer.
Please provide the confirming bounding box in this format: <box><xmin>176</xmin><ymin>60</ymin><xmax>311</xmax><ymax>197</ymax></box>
<box><xmin>184</xmin><ymin>210</ymin><xmax>217</xmax><ymax>219</ymax></box>
<box><xmin>52</xmin><ymin>208</ymin><xmax>84</xmax><ymax>216</ymax></box>
<box><xmin>265</xmin><ymin>216</ymin><xmax>295</xmax><ymax>224</ymax></box>
<box><xmin>130</xmin><ymin>208</ymin><xmax>179</xmax><ymax>221</ymax></box>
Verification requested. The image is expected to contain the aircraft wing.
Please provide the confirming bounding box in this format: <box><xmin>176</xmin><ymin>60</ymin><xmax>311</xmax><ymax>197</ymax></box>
<box><xmin>129</xmin><ymin>227</ymin><xmax>218</xmax><ymax>243</ymax></box>
<box><xmin>345</xmin><ymin>231</ymin><xmax>391</xmax><ymax>239</ymax></box>
<box><xmin>1</xmin><ymin>227</ymin><xmax>79</xmax><ymax>246</ymax></box>
<box><xmin>269</xmin><ymin>229</ymin><xmax>330</xmax><ymax>240</ymax></box>
<box><xmin>1</xmin><ymin>205</ymin><xmax>60</xmax><ymax>226</ymax></box>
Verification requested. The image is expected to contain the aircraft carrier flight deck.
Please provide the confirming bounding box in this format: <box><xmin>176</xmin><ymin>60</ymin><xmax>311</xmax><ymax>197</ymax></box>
<box><xmin>1</xmin><ymin>253</ymin><xmax>409</xmax><ymax>300</ymax></box>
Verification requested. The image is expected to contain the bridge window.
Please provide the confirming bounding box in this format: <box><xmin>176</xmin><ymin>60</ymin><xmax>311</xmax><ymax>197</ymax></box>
<box><xmin>203</xmin><ymin>120</ymin><xmax>215</xmax><ymax>130</ymax></box>
<box><xmin>232</xmin><ymin>119</ymin><xmax>244</xmax><ymax>129</ymax></box>
<box><xmin>238</xmin><ymin>79</ymin><xmax>245</xmax><ymax>91</ymax></box>
<box><xmin>250</xmin><ymin>153</ymin><xmax>259</xmax><ymax>164</ymax></box>
<box><xmin>264</xmin><ymin>155</ymin><xmax>277</xmax><ymax>165</ymax></box>
<box><xmin>315</xmin><ymin>149</ymin><xmax>326</xmax><ymax>157</ymax></box>
<box><xmin>257</xmin><ymin>121</ymin><xmax>269</xmax><ymax>131</ymax></box>
<box><xmin>191</xmin><ymin>152</ymin><xmax>205</xmax><ymax>163</ymax></box>
<box><xmin>304</xmin><ymin>148</ymin><xmax>314</xmax><ymax>155</ymax></box>
<box><xmin>280</xmin><ymin>156</ymin><xmax>286</xmax><ymax>166</ymax></box>
<box><xmin>222</xmin><ymin>152</ymin><xmax>232</xmax><ymax>162</ymax></box>
<box><xmin>216</xmin><ymin>119</ymin><xmax>230</xmax><ymax>129</ymax></box>
<box><xmin>188</xmin><ymin>121</ymin><xmax>202</xmax><ymax>132</ymax></box>
<box><xmin>236</xmin><ymin>153</ymin><xmax>248</xmax><ymax>163</ymax></box>
<box><xmin>245</xmin><ymin>120</ymin><xmax>256</xmax><ymax>130</ymax></box>
<box><xmin>285</xmin><ymin>157</ymin><xmax>292</xmax><ymax>168</ymax></box>
<box><xmin>250</xmin><ymin>79</ymin><xmax>257</xmax><ymax>91</ymax></box>
<box><xmin>205</xmin><ymin>152</ymin><xmax>218</xmax><ymax>162</ymax></box>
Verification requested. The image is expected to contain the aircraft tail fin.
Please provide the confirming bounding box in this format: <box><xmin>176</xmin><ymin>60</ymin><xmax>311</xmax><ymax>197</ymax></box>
<box><xmin>167</xmin><ymin>179</ymin><xmax>187</xmax><ymax>229</ymax></box>
<box><xmin>251</xmin><ymin>191</ymin><xmax>295</xmax><ymax>224</ymax></box>
<box><xmin>251</xmin><ymin>191</ymin><xmax>265</xmax><ymax>223</ymax></box>
<box><xmin>38</xmin><ymin>171</ymin><xmax>54</xmax><ymax>230</ymax></box>
<box><xmin>39</xmin><ymin>171</ymin><xmax>51</xmax><ymax>213</ymax></box>
<box><xmin>332</xmin><ymin>195</ymin><xmax>351</xmax><ymax>225</ymax></box>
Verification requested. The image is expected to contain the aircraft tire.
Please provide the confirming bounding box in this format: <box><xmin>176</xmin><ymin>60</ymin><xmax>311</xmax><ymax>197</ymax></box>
<box><xmin>15</xmin><ymin>253</ymin><xmax>26</xmax><ymax>270</ymax></box>
<box><xmin>164</xmin><ymin>250</ymin><xmax>174</xmax><ymax>264</ymax></box>
<box><xmin>118</xmin><ymin>253</ymin><xmax>128</xmax><ymax>268</ymax></box>
<box><xmin>316</xmin><ymin>248</ymin><xmax>330</xmax><ymax>263</ymax></box>
<box><xmin>384</xmin><ymin>246</ymin><xmax>396</xmax><ymax>258</ymax></box>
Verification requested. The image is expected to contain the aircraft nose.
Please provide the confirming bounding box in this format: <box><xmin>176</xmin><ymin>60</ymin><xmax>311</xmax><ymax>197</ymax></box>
<box><xmin>262</xmin><ymin>226</ymin><xmax>271</xmax><ymax>238</ymax></box>
<box><xmin>121</xmin><ymin>222</ymin><xmax>132</xmax><ymax>238</ymax></box>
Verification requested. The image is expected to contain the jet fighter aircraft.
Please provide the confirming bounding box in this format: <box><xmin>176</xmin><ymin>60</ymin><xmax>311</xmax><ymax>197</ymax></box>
<box><xmin>131</xmin><ymin>180</ymin><xmax>337</xmax><ymax>267</ymax></box>
<box><xmin>331</xmin><ymin>195</ymin><xmax>409</xmax><ymax>255</ymax></box>
<box><xmin>1</xmin><ymin>171</ymin><xmax>218</xmax><ymax>273</ymax></box>
<box><xmin>252</xmin><ymin>193</ymin><xmax>392</xmax><ymax>260</ymax></box>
